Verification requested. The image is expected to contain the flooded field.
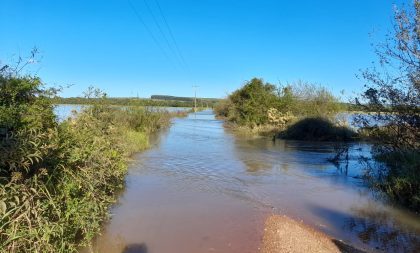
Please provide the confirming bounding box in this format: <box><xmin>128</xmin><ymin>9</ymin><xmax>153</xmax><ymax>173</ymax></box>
<box><xmin>89</xmin><ymin>110</ymin><xmax>420</xmax><ymax>253</ymax></box>
<box><xmin>54</xmin><ymin>104</ymin><xmax>191</xmax><ymax>122</ymax></box>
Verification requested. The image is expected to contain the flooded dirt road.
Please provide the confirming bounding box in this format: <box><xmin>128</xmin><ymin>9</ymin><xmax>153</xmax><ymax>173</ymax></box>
<box><xmin>89</xmin><ymin>110</ymin><xmax>420</xmax><ymax>253</ymax></box>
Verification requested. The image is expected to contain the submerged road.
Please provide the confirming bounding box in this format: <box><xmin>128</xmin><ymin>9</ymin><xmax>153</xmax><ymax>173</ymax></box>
<box><xmin>89</xmin><ymin>110</ymin><xmax>420</xmax><ymax>253</ymax></box>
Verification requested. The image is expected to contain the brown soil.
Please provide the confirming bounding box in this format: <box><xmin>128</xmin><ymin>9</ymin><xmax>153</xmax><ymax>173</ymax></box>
<box><xmin>260</xmin><ymin>215</ymin><xmax>368</xmax><ymax>253</ymax></box>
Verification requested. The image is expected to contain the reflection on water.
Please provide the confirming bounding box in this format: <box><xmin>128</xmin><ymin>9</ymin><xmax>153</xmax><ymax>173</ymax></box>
<box><xmin>309</xmin><ymin>202</ymin><xmax>420</xmax><ymax>252</ymax></box>
<box><xmin>88</xmin><ymin>110</ymin><xmax>420</xmax><ymax>253</ymax></box>
<box><xmin>53</xmin><ymin>104</ymin><xmax>86</xmax><ymax>122</ymax></box>
<box><xmin>121</xmin><ymin>243</ymin><xmax>148</xmax><ymax>253</ymax></box>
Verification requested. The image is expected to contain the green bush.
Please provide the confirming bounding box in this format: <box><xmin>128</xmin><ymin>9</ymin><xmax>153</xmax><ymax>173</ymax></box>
<box><xmin>0</xmin><ymin>73</ymin><xmax>58</xmax><ymax>180</ymax></box>
<box><xmin>279</xmin><ymin>117</ymin><xmax>357</xmax><ymax>142</ymax></box>
<box><xmin>214</xmin><ymin>98</ymin><xmax>233</xmax><ymax>118</ymax></box>
<box><xmin>227</xmin><ymin>78</ymin><xmax>280</xmax><ymax>126</ymax></box>
<box><xmin>215</xmin><ymin>78</ymin><xmax>343</xmax><ymax>129</ymax></box>
<box><xmin>0</xmin><ymin>70</ymin><xmax>175</xmax><ymax>252</ymax></box>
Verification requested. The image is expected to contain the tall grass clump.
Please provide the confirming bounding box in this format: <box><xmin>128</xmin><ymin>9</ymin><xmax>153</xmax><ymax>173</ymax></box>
<box><xmin>0</xmin><ymin>67</ymin><xmax>176</xmax><ymax>252</ymax></box>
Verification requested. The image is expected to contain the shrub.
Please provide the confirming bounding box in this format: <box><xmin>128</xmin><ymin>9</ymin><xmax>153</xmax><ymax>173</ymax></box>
<box><xmin>214</xmin><ymin>99</ymin><xmax>233</xmax><ymax>118</ymax></box>
<box><xmin>279</xmin><ymin>117</ymin><xmax>357</xmax><ymax>142</ymax></box>
<box><xmin>0</xmin><ymin>67</ymin><xmax>176</xmax><ymax>252</ymax></box>
<box><xmin>227</xmin><ymin>78</ymin><xmax>280</xmax><ymax>126</ymax></box>
<box><xmin>215</xmin><ymin>78</ymin><xmax>343</xmax><ymax>130</ymax></box>
<box><xmin>286</xmin><ymin>81</ymin><xmax>343</xmax><ymax>117</ymax></box>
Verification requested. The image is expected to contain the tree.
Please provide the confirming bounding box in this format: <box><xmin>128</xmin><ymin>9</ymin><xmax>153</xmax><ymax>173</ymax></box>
<box><xmin>228</xmin><ymin>78</ymin><xmax>279</xmax><ymax>126</ymax></box>
<box><xmin>356</xmin><ymin>1</ymin><xmax>419</xmax><ymax>151</ymax></box>
<box><xmin>356</xmin><ymin>1</ymin><xmax>420</xmax><ymax>211</ymax></box>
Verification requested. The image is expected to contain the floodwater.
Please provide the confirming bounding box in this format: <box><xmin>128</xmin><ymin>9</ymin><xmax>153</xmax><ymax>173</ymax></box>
<box><xmin>53</xmin><ymin>104</ymin><xmax>191</xmax><ymax>122</ymax></box>
<box><xmin>88</xmin><ymin>110</ymin><xmax>420</xmax><ymax>253</ymax></box>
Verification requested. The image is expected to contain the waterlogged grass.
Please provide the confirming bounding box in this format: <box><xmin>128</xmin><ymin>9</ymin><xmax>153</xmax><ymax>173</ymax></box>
<box><xmin>366</xmin><ymin>151</ymin><xmax>420</xmax><ymax>212</ymax></box>
<box><xmin>0</xmin><ymin>73</ymin><xmax>183</xmax><ymax>252</ymax></box>
<box><xmin>123</xmin><ymin>130</ymin><xmax>149</xmax><ymax>155</ymax></box>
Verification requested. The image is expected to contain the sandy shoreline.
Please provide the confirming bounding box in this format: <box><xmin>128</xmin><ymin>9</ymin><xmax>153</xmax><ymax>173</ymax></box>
<box><xmin>260</xmin><ymin>215</ymin><xmax>368</xmax><ymax>253</ymax></box>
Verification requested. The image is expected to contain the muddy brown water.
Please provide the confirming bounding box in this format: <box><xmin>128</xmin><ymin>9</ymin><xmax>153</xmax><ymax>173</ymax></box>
<box><xmin>88</xmin><ymin>110</ymin><xmax>420</xmax><ymax>253</ymax></box>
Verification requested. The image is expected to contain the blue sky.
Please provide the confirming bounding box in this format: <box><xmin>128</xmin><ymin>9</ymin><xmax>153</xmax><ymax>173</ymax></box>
<box><xmin>0</xmin><ymin>0</ymin><xmax>404</xmax><ymax>98</ymax></box>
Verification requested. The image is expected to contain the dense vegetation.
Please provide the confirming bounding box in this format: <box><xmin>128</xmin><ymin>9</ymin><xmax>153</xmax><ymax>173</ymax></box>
<box><xmin>355</xmin><ymin>1</ymin><xmax>420</xmax><ymax>211</ymax></box>
<box><xmin>215</xmin><ymin>78</ymin><xmax>345</xmax><ymax>135</ymax></box>
<box><xmin>0</xmin><ymin>68</ymin><xmax>185</xmax><ymax>252</ymax></box>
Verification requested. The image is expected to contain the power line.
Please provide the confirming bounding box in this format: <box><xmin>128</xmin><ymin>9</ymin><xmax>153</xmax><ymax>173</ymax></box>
<box><xmin>127</xmin><ymin>0</ymin><xmax>196</xmax><ymax>93</ymax></box>
<box><xmin>153</xmin><ymin>0</ymin><xmax>189</xmax><ymax>70</ymax></box>
<box><xmin>127</xmin><ymin>0</ymin><xmax>173</xmax><ymax>63</ymax></box>
<box><xmin>142</xmin><ymin>0</ymin><xmax>184</xmax><ymax>69</ymax></box>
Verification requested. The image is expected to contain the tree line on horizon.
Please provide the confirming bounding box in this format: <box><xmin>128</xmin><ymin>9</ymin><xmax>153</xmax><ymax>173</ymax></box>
<box><xmin>52</xmin><ymin>95</ymin><xmax>220</xmax><ymax>108</ymax></box>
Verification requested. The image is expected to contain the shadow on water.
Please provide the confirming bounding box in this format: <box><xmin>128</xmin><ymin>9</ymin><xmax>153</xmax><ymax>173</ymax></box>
<box><xmin>121</xmin><ymin>243</ymin><xmax>148</xmax><ymax>253</ymax></box>
<box><xmin>332</xmin><ymin>239</ymin><xmax>368</xmax><ymax>253</ymax></box>
<box><xmin>89</xmin><ymin>110</ymin><xmax>420</xmax><ymax>253</ymax></box>
<box><xmin>307</xmin><ymin>203</ymin><xmax>420</xmax><ymax>253</ymax></box>
<box><xmin>232</xmin><ymin>135</ymin><xmax>371</xmax><ymax>181</ymax></box>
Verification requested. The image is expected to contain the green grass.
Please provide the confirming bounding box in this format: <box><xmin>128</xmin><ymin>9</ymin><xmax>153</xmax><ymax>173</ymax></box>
<box><xmin>123</xmin><ymin>130</ymin><xmax>149</xmax><ymax>155</ymax></box>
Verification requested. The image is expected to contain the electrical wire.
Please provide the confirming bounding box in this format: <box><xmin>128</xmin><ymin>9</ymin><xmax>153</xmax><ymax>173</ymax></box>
<box><xmin>127</xmin><ymin>0</ymin><xmax>195</xmax><ymax>87</ymax></box>
<box><xmin>153</xmin><ymin>0</ymin><xmax>189</xmax><ymax>70</ymax></box>
<box><xmin>142</xmin><ymin>0</ymin><xmax>184</xmax><ymax>69</ymax></box>
<box><xmin>127</xmin><ymin>0</ymin><xmax>172</xmax><ymax>63</ymax></box>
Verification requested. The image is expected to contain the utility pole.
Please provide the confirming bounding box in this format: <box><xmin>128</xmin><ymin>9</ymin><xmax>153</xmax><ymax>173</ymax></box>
<box><xmin>192</xmin><ymin>85</ymin><xmax>199</xmax><ymax>112</ymax></box>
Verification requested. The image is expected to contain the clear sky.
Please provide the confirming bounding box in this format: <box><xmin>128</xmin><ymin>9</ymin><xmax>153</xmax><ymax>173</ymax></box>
<box><xmin>0</xmin><ymin>0</ymin><xmax>405</xmax><ymax>99</ymax></box>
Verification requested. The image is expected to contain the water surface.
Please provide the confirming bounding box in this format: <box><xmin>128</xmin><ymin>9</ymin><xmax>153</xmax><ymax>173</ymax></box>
<box><xmin>54</xmin><ymin>104</ymin><xmax>190</xmax><ymax>122</ymax></box>
<box><xmin>90</xmin><ymin>110</ymin><xmax>420</xmax><ymax>253</ymax></box>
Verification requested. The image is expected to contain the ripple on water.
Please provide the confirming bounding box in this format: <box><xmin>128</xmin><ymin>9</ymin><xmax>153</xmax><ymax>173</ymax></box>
<box><xmin>89</xmin><ymin>110</ymin><xmax>420</xmax><ymax>253</ymax></box>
